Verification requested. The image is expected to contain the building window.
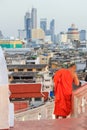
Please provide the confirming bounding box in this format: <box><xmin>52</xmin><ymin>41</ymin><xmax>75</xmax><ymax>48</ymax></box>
<box><xmin>37</xmin><ymin>69</ymin><xmax>42</xmax><ymax>71</ymax></box>
<box><xmin>45</xmin><ymin>80</ymin><xmax>50</xmax><ymax>81</ymax></box>
<box><xmin>35</xmin><ymin>98</ymin><xmax>42</xmax><ymax>101</ymax></box>
<box><xmin>27</xmin><ymin>69</ymin><xmax>32</xmax><ymax>71</ymax></box>
<box><xmin>9</xmin><ymin>69</ymin><xmax>14</xmax><ymax>72</ymax></box>
<box><xmin>14</xmin><ymin>77</ymin><xmax>20</xmax><ymax>79</ymax></box>
<box><xmin>46</xmin><ymin>86</ymin><xmax>49</xmax><ymax>88</ymax></box>
<box><xmin>18</xmin><ymin>69</ymin><xmax>23</xmax><ymax>72</ymax></box>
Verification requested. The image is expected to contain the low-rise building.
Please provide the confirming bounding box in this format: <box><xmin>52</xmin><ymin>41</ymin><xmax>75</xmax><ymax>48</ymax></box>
<box><xmin>8</xmin><ymin>64</ymin><xmax>48</xmax><ymax>83</ymax></box>
<box><xmin>0</xmin><ymin>40</ymin><xmax>24</xmax><ymax>48</ymax></box>
<box><xmin>32</xmin><ymin>28</ymin><xmax>45</xmax><ymax>40</ymax></box>
<box><xmin>9</xmin><ymin>83</ymin><xmax>48</xmax><ymax>112</ymax></box>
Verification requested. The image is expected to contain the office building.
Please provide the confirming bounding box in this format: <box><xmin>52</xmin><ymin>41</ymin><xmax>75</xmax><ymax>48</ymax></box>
<box><xmin>0</xmin><ymin>40</ymin><xmax>23</xmax><ymax>48</ymax></box>
<box><xmin>31</xmin><ymin>8</ymin><xmax>37</xmax><ymax>29</ymax></box>
<box><xmin>50</xmin><ymin>19</ymin><xmax>55</xmax><ymax>42</ymax></box>
<box><xmin>58</xmin><ymin>32</ymin><xmax>67</xmax><ymax>43</ymax></box>
<box><xmin>32</xmin><ymin>28</ymin><xmax>45</xmax><ymax>40</ymax></box>
<box><xmin>79</xmin><ymin>30</ymin><xmax>86</xmax><ymax>41</ymax></box>
<box><xmin>24</xmin><ymin>12</ymin><xmax>31</xmax><ymax>40</ymax></box>
<box><xmin>40</xmin><ymin>18</ymin><xmax>47</xmax><ymax>34</ymax></box>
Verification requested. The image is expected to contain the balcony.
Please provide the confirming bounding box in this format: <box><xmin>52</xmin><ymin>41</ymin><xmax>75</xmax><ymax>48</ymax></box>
<box><xmin>10</xmin><ymin>83</ymin><xmax>87</xmax><ymax>130</ymax></box>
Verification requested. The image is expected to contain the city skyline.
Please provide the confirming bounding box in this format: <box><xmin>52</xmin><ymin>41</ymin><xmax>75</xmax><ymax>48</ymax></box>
<box><xmin>0</xmin><ymin>0</ymin><xmax>87</xmax><ymax>38</ymax></box>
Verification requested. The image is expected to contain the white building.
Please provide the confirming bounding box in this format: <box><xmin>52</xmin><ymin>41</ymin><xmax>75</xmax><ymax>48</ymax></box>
<box><xmin>58</xmin><ymin>32</ymin><xmax>68</xmax><ymax>43</ymax></box>
<box><xmin>26</xmin><ymin>56</ymin><xmax>40</xmax><ymax>64</ymax></box>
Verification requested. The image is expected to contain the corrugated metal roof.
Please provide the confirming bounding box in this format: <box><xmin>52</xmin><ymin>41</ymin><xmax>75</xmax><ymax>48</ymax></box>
<box><xmin>7</xmin><ymin>64</ymin><xmax>47</xmax><ymax>69</ymax></box>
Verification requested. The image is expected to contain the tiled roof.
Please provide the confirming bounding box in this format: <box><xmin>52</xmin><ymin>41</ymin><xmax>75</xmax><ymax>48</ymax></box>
<box><xmin>9</xmin><ymin>83</ymin><xmax>41</xmax><ymax>93</ymax></box>
<box><xmin>10</xmin><ymin>93</ymin><xmax>43</xmax><ymax>98</ymax></box>
<box><xmin>9</xmin><ymin>83</ymin><xmax>48</xmax><ymax>100</ymax></box>
<box><xmin>14</xmin><ymin>101</ymin><xmax>28</xmax><ymax>111</ymax></box>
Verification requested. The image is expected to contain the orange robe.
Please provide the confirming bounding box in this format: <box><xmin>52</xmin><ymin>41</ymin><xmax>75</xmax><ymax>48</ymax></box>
<box><xmin>53</xmin><ymin>68</ymin><xmax>75</xmax><ymax>116</ymax></box>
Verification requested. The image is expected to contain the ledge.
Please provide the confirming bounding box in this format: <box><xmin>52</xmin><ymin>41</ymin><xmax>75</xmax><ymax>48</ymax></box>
<box><xmin>10</xmin><ymin>114</ymin><xmax>87</xmax><ymax>130</ymax></box>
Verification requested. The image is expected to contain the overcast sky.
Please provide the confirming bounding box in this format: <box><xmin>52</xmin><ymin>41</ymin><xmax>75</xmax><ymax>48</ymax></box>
<box><xmin>0</xmin><ymin>0</ymin><xmax>87</xmax><ymax>38</ymax></box>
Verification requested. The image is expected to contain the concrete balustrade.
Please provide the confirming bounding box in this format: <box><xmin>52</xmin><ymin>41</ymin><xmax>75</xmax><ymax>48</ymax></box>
<box><xmin>72</xmin><ymin>83</ymin><xmax>87</xmax><ymax>117</ymax></box>
<box><xmin>15</xmin><ymin>102</ymin><xmax>54</xmax><ymax>121</ymax></box>
<box><xmin>15</xmin><ymin>84</ymin><xmax>87</xmax><ymax>121</ymax></box>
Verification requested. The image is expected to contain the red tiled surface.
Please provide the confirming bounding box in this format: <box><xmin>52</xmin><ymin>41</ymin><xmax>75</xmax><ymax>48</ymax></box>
<box><xmin>10</xmin><ymin>92</ymin><xmax>43</xmax><ymax>98</ymax></box>
<box><xmin>9</xmin><ymin>83</ymin><xmax>48</xmax><ymax>101</ymax></box>
<box><xmin>10</xmin><ymin>115</ymin><xmax>87</xmax><ymax>130</ymax></box>
<box><xmin>14</xmin><ymin>101</ymin><xmax>28</xmax><ymax>111</ymax></box>
<box><xmin>10</xmin><ymin>92</ymin><xmax>48</xmax><ymax>100</ymax></box>
<box><xmin>9</xmin><ymin>83</ymin><xmax>41</xmax><ymax>93</ymax></box>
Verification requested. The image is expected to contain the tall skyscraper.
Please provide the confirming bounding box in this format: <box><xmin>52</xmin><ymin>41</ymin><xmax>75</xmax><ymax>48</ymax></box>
<box><xmin>31</xmin><ymin>8</ymin><xmax>37</xmax><ymax>29</ymax></box>
<box><xmin>80</xmin><ymin>30</ymin><xmax>86</xmax><ymax>41</ymax></box>
<box><xmin>40</xmin><ymin>18</ymin><xmax>47</xmax><ymax>34</ymax></box>
<box><xmin>24</xmin><ymin>12</ymin><xmax>31</xmax><ymax>40</ymax></box>
<box><xmin>50</xmin><ymin>19</ymin><xmax>55</xmax><ymax>42</ymax></box>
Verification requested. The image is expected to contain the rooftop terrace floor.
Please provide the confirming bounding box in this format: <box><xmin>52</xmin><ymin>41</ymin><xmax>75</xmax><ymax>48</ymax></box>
<box><xmin>10</xmin><ymin>114</ymin><xmax>87</xmax><ymax>130</ymax></box>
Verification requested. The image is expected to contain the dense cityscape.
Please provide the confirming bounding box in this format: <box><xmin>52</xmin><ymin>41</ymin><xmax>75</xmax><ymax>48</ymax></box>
<box><xmin>0</xmin><ymin>5</ymin><xmax>87</xmax><ymax>130</ymax></box>
<box><xmin>0</xmin><ymin>7</ymin><xmax>87</xmax><ymax>45</ymax></box>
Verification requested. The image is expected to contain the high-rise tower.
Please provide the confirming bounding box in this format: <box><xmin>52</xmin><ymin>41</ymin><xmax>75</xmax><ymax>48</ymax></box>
<box><xmin>24</xmin><ymin>12</ymin><xmax>31</xmax><ymax>40</ymax></box>
<box><xmin>50</xmin><ymin>19</ymin><xmax>55</xmax><ymax>42</ymax></box>
<box><xmin>80</xmin><ymin>30</ymin><xmax>86</xmax><ymax>41</ymax></box>
<box><xmin>40</xmin><ymin>18</ymin><xmax>47</xmax><ymax>34</ymax></box>
<box><xmin>31</xmin><ymin>8</ymin><xmax>37</xmax><ymax>29</ymax></box>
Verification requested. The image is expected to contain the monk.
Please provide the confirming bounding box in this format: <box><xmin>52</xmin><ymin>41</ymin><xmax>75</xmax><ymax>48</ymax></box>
<box><xmin>53</xmin><ymin>62</ymin><xmax>79</xmax><ymax>119</ymax></box>
<box><xmin>0</xmin><ymin>47</ymin><xmax>9</xmax><ymax>130</ymax></box>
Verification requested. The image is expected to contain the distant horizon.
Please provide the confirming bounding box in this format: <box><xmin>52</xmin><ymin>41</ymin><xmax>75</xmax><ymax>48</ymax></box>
<box><xmin>0</xmin><ymin>0</ymin><xmax>87</xmax><ymax>38</ymax></box>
